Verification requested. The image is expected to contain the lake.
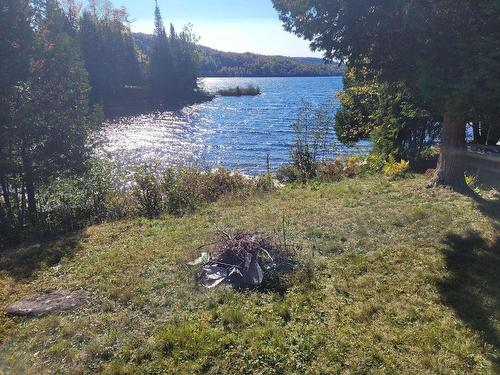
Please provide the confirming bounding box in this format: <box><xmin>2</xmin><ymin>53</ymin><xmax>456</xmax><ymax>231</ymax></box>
<box><xmin>98</xmin><ymin>77</ymin><xmax>371</xmax><ymax>175</ymax></box>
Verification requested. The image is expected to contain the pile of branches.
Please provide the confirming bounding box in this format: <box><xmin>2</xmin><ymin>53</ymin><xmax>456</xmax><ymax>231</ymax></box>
<box><xmin>191</xmin><ymin>229</ymin><xmax>296</xmax><ymax>289</ymax></box>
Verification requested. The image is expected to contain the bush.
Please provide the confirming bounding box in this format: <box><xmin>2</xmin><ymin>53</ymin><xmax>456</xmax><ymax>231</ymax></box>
<box><xmin>35</xmin><ymin>159</ymin><xmax>127</xmax><ymax>234</ymax></box>
<box><xmin>382</xmin><ymin>157</ymin><xmax>410</xmax><ymax>178</ymax></box>
<box><xmin>363</xmin><ymin>153</ymin><xmax>386</xmax><ymax>174</ymax></box>
<box><xmin>342</xmin><ymin>156</ymin><xmax>365</xmax><ymax>177</ymax></box>
<box><xmin>315</xmin><ymin>160</ymin><xmax>343</xmax><ymax>182</ymax></box>
<box><xmin>133</xmin><ymin>166</ymin><xmax>163</xmax><ymax>219</ymax></box>
<box><xmin>162</xmin><ymin>168</ymin><xmax>200</xmax><ymax>216</ymax></box>
<box><xmin>276</xmin><ymin>164</ymin><xmax>301</xmax><ymax>183</ymax></box>
<box><xmin>195</xmin><ymin>169</ymin><xmax>249</xmax><ymax>202</ymax></box>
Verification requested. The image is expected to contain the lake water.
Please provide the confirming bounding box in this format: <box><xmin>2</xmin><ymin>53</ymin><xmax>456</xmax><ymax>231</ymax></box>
<box><xmin>98</xmin><ymin>77</ymin><xmax>371</xmax><ymax>175</ymax></box>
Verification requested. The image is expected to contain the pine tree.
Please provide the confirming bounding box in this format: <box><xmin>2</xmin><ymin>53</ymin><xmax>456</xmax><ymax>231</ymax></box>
<box><xmin>9</xmin><ymin>1</ymin><xmax>99</xmax><ymax>225</ymax></box>
<box><xmin>149</xmin><ymin>0</ymin><xmax>172</xmax><ymax>98</ymax></box>
<box><xmin>0</xmin><ymin>0</ymin><xmax>33</xmax><ymax>231</ymax></box>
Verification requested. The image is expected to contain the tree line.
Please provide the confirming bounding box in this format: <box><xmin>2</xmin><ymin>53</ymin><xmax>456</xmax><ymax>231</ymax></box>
<box><xmin>197</xmin><ymin>47</ymin><xmax>345</xmax><ymax>77</ymax></box>
<box><xmin>0</xmin><ymin>0</ymin><xmax>199</xmax><ymax>244</ymax></box>
<box><xmin>133</xmin><ymin>35</ymin><xmax>346</xmax><ymax>78</ymax></box>
<box><xmin>273</xmin><ymin>0</ymin><xmax>500</xmax><ymax>191</ymax></box>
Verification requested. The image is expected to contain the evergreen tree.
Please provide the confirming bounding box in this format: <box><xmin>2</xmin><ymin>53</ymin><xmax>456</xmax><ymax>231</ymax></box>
<box><xmin>273</xmin><ymin>0</ymin><xmax>500</xmax><ymax>191</ymax></box>
<box><xmin>78</xmin><ymin>3</ymin><xmax>142</xmax><ymax>105</ymax></box>
<box><xmin>7</xmin><ymin>0</ymin><xmax>99</xmax><ymax>226</ymax></box>
<box><xmin>149</xmin><ymin>0</ymin><xmax>172</xmax><ymax>98</ymax></box>
<box><xmin>148</xmin><ymin>2</ymin><xmax>199</xmax><ymax>101</ymax></box>
<box><xmin>0</xmin><ymin>0</ymin><xmax>33</xmax><ymax>231</ymax></box>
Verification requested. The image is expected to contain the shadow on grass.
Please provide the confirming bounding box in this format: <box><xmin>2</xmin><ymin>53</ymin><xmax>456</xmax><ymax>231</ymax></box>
<box><xmin>0</xmin><ymin>231</ymin><xmax>87</xmax><ymax>281</ymax></box>
<box><xmin>473</xmin><ymin>194</ymin><xmax>500</xmax><ymax>230</ymax></box>
<box><xmin>439</xmin><ymin>231</ymin><xmax>500</xmax><ymax>362</ymax></box>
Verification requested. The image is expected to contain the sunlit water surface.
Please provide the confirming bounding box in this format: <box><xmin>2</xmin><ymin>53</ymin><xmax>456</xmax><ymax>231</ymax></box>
<box><xmin>98</xmin><ymin>77</ymin><xmax>371</xmax><ymax>175</ymax></box>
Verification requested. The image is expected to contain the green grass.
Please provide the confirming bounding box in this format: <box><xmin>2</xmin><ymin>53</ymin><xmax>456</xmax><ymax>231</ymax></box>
<box><xmin>0</xmin><ymin>175</ymin><xmax>498</xmax><ymax>374</ymax></box>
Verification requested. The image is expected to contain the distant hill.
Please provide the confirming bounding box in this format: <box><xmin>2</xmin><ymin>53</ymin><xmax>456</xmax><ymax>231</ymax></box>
<box><xmin>133</xmin><ymin>33</ymin><xmax>345</xmax><ymax>77</ymax></box>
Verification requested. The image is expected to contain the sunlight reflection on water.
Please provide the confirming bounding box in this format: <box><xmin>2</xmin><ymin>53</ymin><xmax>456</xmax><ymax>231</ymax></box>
<box><xmin>98</xmin><ymin>77</ymin><xmax>371</xmax><ymax>175</ymax></box>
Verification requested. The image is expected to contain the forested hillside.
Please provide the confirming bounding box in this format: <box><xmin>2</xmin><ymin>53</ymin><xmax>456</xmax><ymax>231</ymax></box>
<box><xmin>134</xmin><ymin>33</ymin><xmax>345</xmax><ymax>77</ymax></box>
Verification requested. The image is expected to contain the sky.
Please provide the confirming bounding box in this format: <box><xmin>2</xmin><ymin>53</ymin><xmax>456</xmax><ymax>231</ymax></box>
<box><xmin>107</xmin><ymin>0</ymin><xmax>322</xmax><ymax>57</ymax></box>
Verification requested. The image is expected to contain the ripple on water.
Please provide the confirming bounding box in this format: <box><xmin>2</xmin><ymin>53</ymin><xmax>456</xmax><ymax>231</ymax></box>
<box><xmin>97</xmin><ymin>77</ymin><xmax>371</xmax><ymax>175</ymax></box>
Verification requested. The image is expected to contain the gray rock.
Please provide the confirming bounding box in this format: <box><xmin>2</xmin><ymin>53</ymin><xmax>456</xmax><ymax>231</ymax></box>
<box><xmin>5</xmin><ymin>290</ymin><xmax>89</xmax><ymax>317</ymax></box>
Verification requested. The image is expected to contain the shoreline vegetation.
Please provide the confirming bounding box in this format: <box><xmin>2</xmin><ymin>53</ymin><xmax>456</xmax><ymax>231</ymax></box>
<box><xmin>217</xmin><ymin>85</ymin><xmax>262</xmax><ymax>97</ymax></box>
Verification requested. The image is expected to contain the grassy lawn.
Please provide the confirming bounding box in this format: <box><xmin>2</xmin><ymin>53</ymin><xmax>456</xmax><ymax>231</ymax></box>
<box><xmin>0</xmin><ymin>175</ymin><xmax>498</xmax><ymax>374</ymax></box>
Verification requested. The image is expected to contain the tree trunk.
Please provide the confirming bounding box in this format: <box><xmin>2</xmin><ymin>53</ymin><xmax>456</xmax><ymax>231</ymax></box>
<box><xmin>472</xmin><ymin>122</ymin><xmax>480</xmax><ymax>144</ymax></box>
<box><xmin>22</xmin><ymin>153</ymin><xmax>37</xmax><ymax>226</ymax></box>
<box><xmin>0</xmin><ymin>172</ymin><xmax>14</xmax><ymax>226</ymax></box>
<box><xmin>428</xmin><ymin>112</ymin><xmax>469</xmax><ymax>192</ymax></box>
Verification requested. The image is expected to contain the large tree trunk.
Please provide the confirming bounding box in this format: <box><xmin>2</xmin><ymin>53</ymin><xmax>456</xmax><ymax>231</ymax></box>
<box><xmin>22</xmin><ymin>153</ymin><xmax>37</xmax><ymax>226</ymax></box>
<box><xmin>428</xmin><ymin>112</ymin><xmax>469</xmax><ymax>192</ymax></box>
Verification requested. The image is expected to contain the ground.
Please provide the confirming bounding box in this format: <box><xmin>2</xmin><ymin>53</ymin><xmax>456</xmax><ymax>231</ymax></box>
<box><xmin>0</xmin><ymin>175</ymin><xmax>498</xmax><ymax>374</ymax></box>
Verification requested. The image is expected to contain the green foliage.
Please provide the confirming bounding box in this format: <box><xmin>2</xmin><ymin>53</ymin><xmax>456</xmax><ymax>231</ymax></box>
<box><xmin>273</xmin><ymin>0</ymin><xmax>500</xmax><ymax>186</ymax></box>
<box><xmin>133</xmin><ymin>165</ymin><xmax>163</xmax><ymax>219</ymax></box>
<box><xmin>78</xmin><ymin>7</ymin><xmax>142</xmax><ymax>105</ymax></box>
<box><xmin>162</xmin><ymin>168</ymin><xmax>199</xmax><ymax>216</ymax></box>
<box><xmin>335</xmin><ymin>67</ymin><xmax>440</xmax><ymax>164</ymax></box>
<box><xmin>134</xmin><ymin>35</ymin><xmax>347</xmax><ymax>77</ymax></box>
<box><xmin>149</xmin><ymin>4</ymin><xmax>200</xmax><ymax>100</ymax></box>
<box><xmin>277</xmin><ymin>156</ymin><xmax>368</xmax><ymax>184</ymax></box>
<box><xmin>197</xmin><ymin>45</ymin><xmax>346</xmax><ymax>77</ymax></box>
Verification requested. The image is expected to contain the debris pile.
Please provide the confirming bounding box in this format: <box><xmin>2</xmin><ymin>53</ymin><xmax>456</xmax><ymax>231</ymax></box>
<box><xmin>189</xmin><ymin>230</ymin><xmax>295</xmax><ymax>289</ymax></box>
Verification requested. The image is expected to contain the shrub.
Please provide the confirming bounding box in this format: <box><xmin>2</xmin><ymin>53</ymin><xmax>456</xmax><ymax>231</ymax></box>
<box><xmin>162</xmin><ymin>168</ymin><xmax>255</xmax><ymax>216</ymax></box>
<box><xmin>342</xmin><ymin>156</ymin><xmax>365</xmax><ymax>177</ymax></box>
<box><xmin>133</xmin><ymin>166</ymin><xmax>163</xmax><ymax>219</ymax></box>
<box><xmin>364</xmin><ymin>153</ymin><xmax>386</xmax><ymax>174</ymax></box>
<box><xmin>276</xmin><ymin>164</ymin><xmax>300</xmax><ymax>183</ymax></box>
<box><xmin>382</xmin><ymin>157</ymin><xmax>410</xmax><ymax>178</ymax></box>
<box><xmin>162</xmin><ymin>168</ymin><xmax>200</xmax><ymax>215</ymax></box>
<box><xmin>195</xmin><ymin>169</ymin><xmax>249</xmax><ymax>202</ymax></box>
<box><xmin>36</xmin><ymin>159</ymin><xmax>127</xmax><ymax>234</ymax></box>
<box><xmin>256</xmin><ymin>173</ymin><xmax>278</xmax><ymax>192</ymax></box>
<box><xmin>316</xmin><ymin>160</ymin><xmax>343</xmax><ymax>182</ymax></box>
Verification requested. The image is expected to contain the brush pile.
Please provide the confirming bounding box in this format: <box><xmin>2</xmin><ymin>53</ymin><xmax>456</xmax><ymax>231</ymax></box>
<box><xmin>189</xmin><ymin>230</ymin><xmax>295</xmax><ymax>289</ymax></box>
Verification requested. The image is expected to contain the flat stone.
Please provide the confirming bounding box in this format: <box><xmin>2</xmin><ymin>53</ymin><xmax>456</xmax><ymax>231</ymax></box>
<box><xmin>5</xmin><ymin>290</ymin><xmax>89</xmax><ymax>317</ymax></box>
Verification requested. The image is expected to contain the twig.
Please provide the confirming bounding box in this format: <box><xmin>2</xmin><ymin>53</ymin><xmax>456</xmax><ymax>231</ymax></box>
<box><xmin>194</xmin><ymin>241</ymin><xmax>218</xmax><ymax>252</ymax></box>
<box><xmin>259</xmin><ymin>247</ymin><xmax>274</xmax><ymax>262</ymax></box>
<box><xmin>216</xmin><ymin>225</ymin><xmax>232</xmax><ymax>240</ymax></box>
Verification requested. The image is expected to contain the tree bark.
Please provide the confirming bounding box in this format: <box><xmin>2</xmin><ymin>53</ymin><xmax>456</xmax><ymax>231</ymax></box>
<box><xmin>472</xmin><ymin>122</ymin><xmax>480</xmax><ymax>144</ymax></box>
<box><xmin>428</xmin><ymin>112</ymin><xmax>469</xmax><ymax>192</ymax></box>
<box><xmin>22</xmin><ymin>153</ymin><xmax>37</xmax><ymax>226</ymax></box>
